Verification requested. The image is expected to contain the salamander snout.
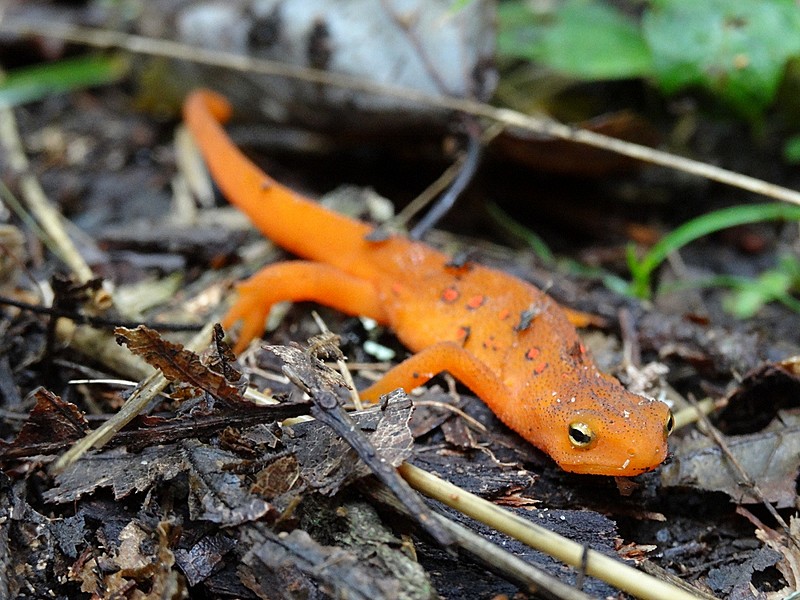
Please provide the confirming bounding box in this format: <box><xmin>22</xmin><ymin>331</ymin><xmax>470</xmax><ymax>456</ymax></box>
<box><xmin>545</xmin><ymin>395</ymin><xmax>673</xmax><ymax>476</ymax></box>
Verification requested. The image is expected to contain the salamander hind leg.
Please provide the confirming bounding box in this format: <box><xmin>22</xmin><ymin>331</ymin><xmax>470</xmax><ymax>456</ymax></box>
<box><xmin>561</xmin><ymin>307</ymin><xmax>607</xmax><ymax>328</ymax></box>
<box><xmin>361</xmin><ymin>341</ymin><xmax>510</xmax><ymax>413</ymax></box>
<box><xmin>222</xmin><ymin>260</ymin><xmax>387</xmax><ymax>353</ymax></box>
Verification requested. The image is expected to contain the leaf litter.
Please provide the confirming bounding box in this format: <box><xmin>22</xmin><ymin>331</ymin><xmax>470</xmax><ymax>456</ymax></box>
<box><xmin>1</xmin><ymin>29</ymin><xmax>800</xmax><ymax>591</ymax></box>
<box><xmin>663</xmin><ymin>358</ymin><xmax>800</xmax><ymax>507</ymax></box>
<box><xmin>1</xmin><ymin>326</ymin><xmax>437</xmax><ymax>597</ymax></box>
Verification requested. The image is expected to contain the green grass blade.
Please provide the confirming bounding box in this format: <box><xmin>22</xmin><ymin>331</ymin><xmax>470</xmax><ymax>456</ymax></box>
<box><xmin>485</xmin><ymin>201</ymin><xmax>555</xmax><ymax>264</ymax></box>
<box><xmin>0</xmin><ymin>54</ymin><xmax>129</xmax><ymax>108</ymax></box>
<box><xmin>631</xmin><ymin>202</ymin><xmax>800</xmax><ymax>298</ymax></box>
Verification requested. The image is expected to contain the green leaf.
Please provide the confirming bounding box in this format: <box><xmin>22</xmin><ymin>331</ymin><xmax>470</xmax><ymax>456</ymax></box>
<box><xmin>0</xmin><ymin>54</ymin><xmax>129</xmax><ymax>108</ymax></box>
<box><xmin>723</xmin><ymin>266</ymin><xmax>800</xmax><ymax>318</ymax></box>
<box><xmin>629</xmin><ymin>202</ymin><xmax>800</xmax><ymax>299</ymax></box>
<box><xmin>498</xmin><ymin>0</ymin><xmax>652</xmax><ymax>80</ymax></box>
<box><xmin>643</xmin><ymin>0</ymin><xmax>800</xmax><ymax>118</ymax></box>
<box><xmin>660</xmin><ymin>254</ymin><xmax>800</xmax><ymax>318</ymax></box>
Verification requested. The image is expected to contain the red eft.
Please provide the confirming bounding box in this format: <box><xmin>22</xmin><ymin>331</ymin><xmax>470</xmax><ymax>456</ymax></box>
<box><xmin>184</xmin><ymin>89</ymin><xmax>673</xmax><ymax>476</ymax></box>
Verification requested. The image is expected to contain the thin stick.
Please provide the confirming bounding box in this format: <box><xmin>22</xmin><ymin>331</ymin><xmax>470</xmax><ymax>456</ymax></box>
<box><xmin>271</xmin><ymin>343</ymin><xmax>455</xmax><ymax>548</ymax></box>
<box><xmin>398</xmin><ymin>462</ymin><xmax>710</xmax><ymax>600</ymax></box>
<box><xmin>371</xmin><ymin>121</ymin><xmax>503</xmax><ymax>237</ymax></box>
<box><xmin>0</xmin><ymin>106</ymin><xmax>95</xmax><ymax>284</ymax></box>
<box><xmin>0</xmin><ymin>293</ymin><xmax>203</xmax><ymax>331</ymax></box>
<box><xmin>672</xmin><ymin>397</ymin><xmax>717</xmax><ymax>431</ymax></box>
<box><xmin>2</xmin><ymin>20</ymin><xmax>800</xmax><ymax>206</ymax></box>
<box><xmin>409</xmin><ymin>119</ymin><xmax>484</xmax><ymax>240</ymax></box>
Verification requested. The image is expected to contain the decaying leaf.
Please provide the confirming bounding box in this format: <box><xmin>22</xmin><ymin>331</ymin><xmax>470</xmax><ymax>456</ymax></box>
<box><xmin>239</xmin><ymin>524</ymin><xmax>401</xmax><ymax>600</ymax></box>
<box><xmin>1</xmin><ymin>474</ymin><xmax>78</xmax><ymax>597</ymax></box>
<box><xmin>251</xmin><ymin>454</ymin><xmax>301</xmax><ymax>500</ymax></box>
<box><xmin>45</xmin><ymin>444</ymin><xmax>183</xmax><ymax>504</ymax></box>
<box><xmin>44</xmin><ymin>440</ymin><xmax>274</xmax><ymax>526</ymax></box>
<box><xmin>267</xmin><ymin>342</ymin><xmax>453</xmax><ymax>547</ymax></box>
<box><xmin>286</xmin><ymin>392</ymin><xmax>414</xmax><ymax>495</ymax></box>
<box><xmin>308</xmin><ymin>499</ymin><xmax>437</xmax><ymax>600</ymax></box>
<box><xmin>738</xmin><ymin>508</ymin><xmax>800</xmax><ymax>599</ymax></box>
<box><xmin>661</xmin><ymin>411</ymin><xmax>800</xmax><ymax>507</ymax></box>
<box><xmin>266</xmin><ymin>342</ymin><xmax>415</xmax><ymax>492</ymax></box>
<box><xmin>703</xmin><ymin>544</ymin><xmax>782</xmax><ymax>600</ymax></box>
<box><xmin>115</xmin><ymin>324</ymin><xmax>244</xmax><ymax>403</ymax></box>
<box><xmin>173</xmin><ymin>533</ymin><xmax>237</xmax><ymax>587</ymax></box>
<box><xmin>186</xmin><ymin>442</ymin><xmax>276</xmax><ymax>525</ymax></box>
<box><xmin>0</xmin><ymin>387</ymin><xmax>88</xmax><ymax>461</ymax></box>
<box><xmin>718</xmin><ymin>360</ymin><xmax>800</xmax><ymax>434</ymax></box>
<box><xmin>70</xmin><ymin>520</ymin><xmax>187</xmax><ymax>599</ymax></box>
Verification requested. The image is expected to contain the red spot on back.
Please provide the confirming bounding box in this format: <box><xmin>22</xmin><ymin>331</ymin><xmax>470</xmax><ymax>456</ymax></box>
<box><xmin>441</xmin><ymin>286</ymin><xmax>460</xmax><ymax>303</ymax></box>
<box><xmin>466</xmin><ymin>294</ymin><xmax>486</xmax><ymax>310</ymax></box>
<box><xmin>525</xmin><ymin>346</ymin><xmax>541</xmax><ymax>361</ymax></box>
<box><xmin>391</xmin><ymin>282</ymin><xmax>403</xmax><ymax>296</ymax></box>
<box><xmin>532</xmin><ymin>361</ymin><xmax>549</xmax><ymax>375</ymax></box>
<box><xmin>568</xmin><ymin>341</ymin><xmax>588</xmax><ymax>362</ymax></box>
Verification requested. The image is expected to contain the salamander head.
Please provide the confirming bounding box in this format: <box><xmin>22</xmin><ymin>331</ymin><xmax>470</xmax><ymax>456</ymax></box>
<box><xmin>527</xmin><ymin>382</ymin><xmax>673</xmax><ymax>476</ymax></box>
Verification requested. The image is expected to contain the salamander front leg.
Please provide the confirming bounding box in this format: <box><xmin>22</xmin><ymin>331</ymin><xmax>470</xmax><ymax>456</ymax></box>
<box><xmin>223</xmin><ymin>260</ymin><xmax>387</xmax><ymax>353</ymax></box>
<box><xmin>361</xmin><ymin>341</ymin><xmax>511</xmax><ymax>419</ymax></box>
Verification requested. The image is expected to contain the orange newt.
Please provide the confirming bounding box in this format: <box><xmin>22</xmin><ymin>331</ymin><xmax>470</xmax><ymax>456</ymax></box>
<box><xmin>184</xmin><ymin>89</ymin><xmax>673</xmax><ymax>476</ymax></box>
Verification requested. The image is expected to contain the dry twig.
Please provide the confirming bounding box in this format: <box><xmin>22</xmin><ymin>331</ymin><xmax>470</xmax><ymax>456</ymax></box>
<box><xmin>399</xmin><ymin>462</ymin><xmax>710</xmax><ymax>600</ymax></box>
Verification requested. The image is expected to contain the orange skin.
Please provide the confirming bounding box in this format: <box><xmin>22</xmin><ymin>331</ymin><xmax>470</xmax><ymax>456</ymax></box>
<box><xmin>184</xmin><ymin>90</ymin><xmax>672</xmax><ymax>476</ymax></box>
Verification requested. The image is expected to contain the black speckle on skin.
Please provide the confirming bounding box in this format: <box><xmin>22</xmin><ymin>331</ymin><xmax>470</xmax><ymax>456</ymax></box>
<box><xmin>307</xmin><ymin>19</ymin><xmax>332</xmax><ymax>71</ymax></box>
<box><xmin>515</xmin><ymin>306</ymin><xmax>539</xmax><ymax>332</ymax></box>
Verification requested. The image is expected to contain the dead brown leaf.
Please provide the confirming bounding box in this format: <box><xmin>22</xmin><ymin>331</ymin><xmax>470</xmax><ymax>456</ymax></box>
<box><xmin>0</xmin><ymin>387</ymin><xmax>88</xmax><ymax>461</ymax></box>
<box><xmin>661</xmin><ymin>411</ymin><xmax>800</xmax><ymax>507</ymax></box>
<box><xmin>737</xmin><ymin>508</ymin><xmax>800</xmax><ymax>599</ymax></box>
<box><xmin>251</xmin><ymin>454</ymin><xmax>301</xmax><ymax>500</ymax></box>
<box><xmin>115</xmin><ymin>324</ymin><xmax>243</xmax><ymax>403</ymax></box>
<box><xmin>70</xmin><ymin>520</ymin><xmax>186</xmax><ymax>599</ymax></box>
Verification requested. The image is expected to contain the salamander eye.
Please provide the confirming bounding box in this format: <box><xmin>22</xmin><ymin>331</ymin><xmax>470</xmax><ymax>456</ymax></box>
<box><xmin>665</xmin><ymin>411</ymin><xmax>675</xmax><ymax>436</ymax></box>
<box><xmin>568</xmin><ymin>422</ymin><xmax>595</xmax><ymax>449</ymax></box>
